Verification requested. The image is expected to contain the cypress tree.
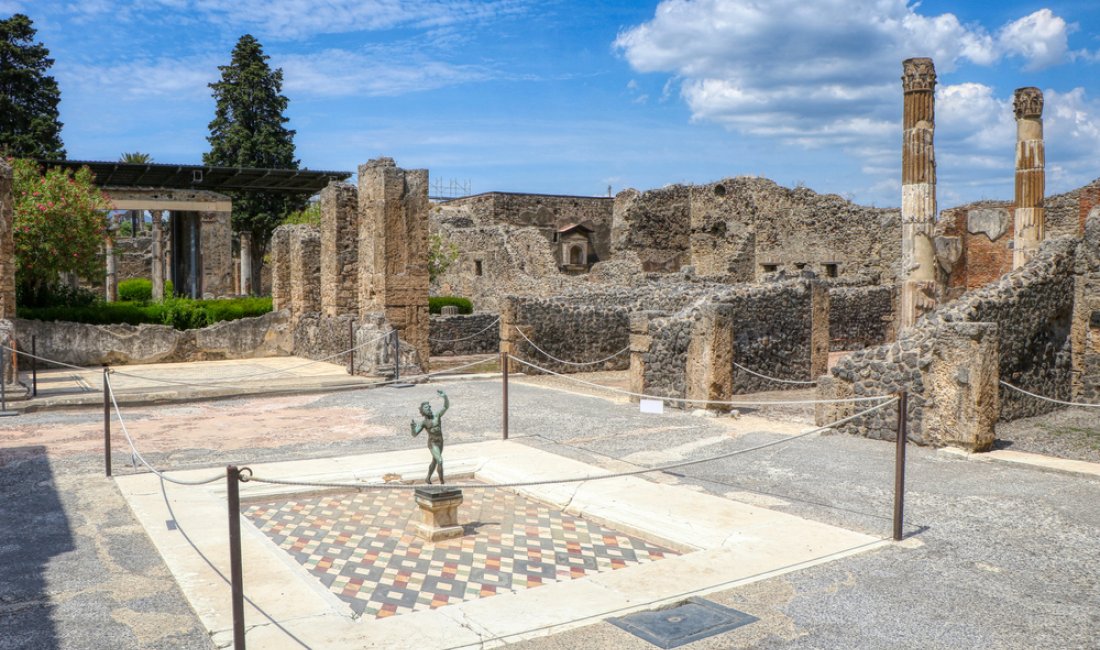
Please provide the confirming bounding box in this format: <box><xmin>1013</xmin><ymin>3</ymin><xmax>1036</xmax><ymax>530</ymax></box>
<box><xmin>0</xmin><ymin>14</ymin><xmax>65</xmax><ymax>159</ymax></box>
<box><xmin>204</xmin><ymin>34</ymin><xmax>303</xmax><ymax>292</ymax></box>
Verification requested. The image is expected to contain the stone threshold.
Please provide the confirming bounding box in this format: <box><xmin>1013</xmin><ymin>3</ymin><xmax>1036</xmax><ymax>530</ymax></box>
<box><xmin>939</xmin><ymin>446</ymin><xmax>1100</xmax><ymax>479</ymax></box>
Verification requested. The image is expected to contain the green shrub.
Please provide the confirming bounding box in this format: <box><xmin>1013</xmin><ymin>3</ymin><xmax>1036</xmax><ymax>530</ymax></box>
<box><xmin>17</xmin><ymin>296</ymin><xmax>273</xmax><ymax>330</ymax></box>
<box><xmin>429</xmin><ymin>296</ymin><xmax>473</xmax><ymax>314</ymax></box>
<box><xmin>16</xmin><ymin>282</ymin><xmax>98</xmax><ymax>308</ymax></box>
<box><xmin>117</xmin><ymin>278</ymin><xmax>175</xmax><ymax>302</ymax></box>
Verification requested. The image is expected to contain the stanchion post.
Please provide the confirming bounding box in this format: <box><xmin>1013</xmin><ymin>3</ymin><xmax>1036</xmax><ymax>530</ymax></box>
<box><xmin>226</xmin><ymin>465</ymin><xmax>246</xmax><ymax>649</ymax></box>
<box><xmin>103</xmin><ymin>365</ymin><xmax>112</xmax><ymax>477</ymax></box>
<box><xmin>31</xmin><ymin>335</ymin><xmax>37</xmax><ymax>397</ymax></box>
<box><xmin>501</xmin><ymin>351</ymin><xmax>509</xmax><ymax>440</ymax></box>
<box><xmin>393</xmin><ymin>329</ymin><xmax>400</xmax><ymax>383</ymax></box>
<box><xmin>0</xmin><ymin>347</ymin><xmax>7</xmax><ymax>412</ymax></box>
<box><xmin>893</xmin><ymin>390</ymin><xmax>908</xmax><ymax>541</ymax></box>
<box><xmin>347</xmin><ymin>320</ymin><xmax>355</xmax><ymax>376</ymax></box>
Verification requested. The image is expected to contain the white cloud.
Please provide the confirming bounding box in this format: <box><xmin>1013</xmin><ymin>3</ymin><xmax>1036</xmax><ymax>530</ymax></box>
<box><xmin>57</xmin><ymin>57</ymin><xmax>219</xmax><ymax>100</ymax></box>
<box><xmin>279</xmin><ymin>49</ymin><xmax>492</xmax><ymax>97</ymax></box>
<box><xmin>997</xmin><ymin>9</ymin><xmax>1070</xmax><ymax>70</ymax></box>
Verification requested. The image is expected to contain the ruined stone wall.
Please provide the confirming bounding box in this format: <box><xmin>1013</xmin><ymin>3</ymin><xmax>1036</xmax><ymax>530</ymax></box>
<box><xmin>611</xmin><ymin>177</ymin><xmax>900</xmax><ymax>283</ymax></box>
<box><xmin>270</xmin><ymin>227</ymin><xmax>291</xmax><ymax>311</ymax></box>
<box><xmin>288</xmin><ymin>225</ymin><xmax>321</xmax><ymax>318</ymax></box>
<box><xmin>13</xmin><ymin>311</ymin><xmax>292</xmax><ymax>366</ymax></box>
<box><xmin>821</xmin><ymin>237</ymin><xmax>1078</xmax><ymax>446</ymax></box>
<box><xmin>634</xmin><ymin>281</ymin><xmax>827</xmax><ymax>402</ymax></box>
<box><xmin>503</xmin><ymin>297</ymin><xmax>631</xmax><ymax>374</ymax></box>
<box><xmin>115</xmin><ymin>236</ymin><xmax>153</xmax><ymax>281</ymax></box>
<box><xmin>1071</xmin><ymin>213</ymin><xmax>1100</xmax><ymax>401</ymax></box>
<box><xmin>291</xmin><ymin>313</ymin><xmax>411</xmax><ymax>375</ymax></box>
<box><xmin>829</xmin><ymin>285</ymin><xmax>896</xmax><ymax>351</ymax></box>
<box><xmin>200</xmin><ymin>211</ymin><xmax>233</xmax><ymax>298</ymax></box>
<box><xmin>441</xmin><ymin>192</ymin><xmax>614</xmax><ymax>262</ymax></box>
<box><xmin>429</xmin><ymin>313</ymin><xmax>499</xmax><ymax>356</ymax></box>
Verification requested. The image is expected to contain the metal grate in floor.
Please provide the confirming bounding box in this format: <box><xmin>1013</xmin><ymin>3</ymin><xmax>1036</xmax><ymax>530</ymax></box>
<box><xmin>608</xmin><ymin>597</ymin><xmax>757</xmax><ymax>648</ymax></box>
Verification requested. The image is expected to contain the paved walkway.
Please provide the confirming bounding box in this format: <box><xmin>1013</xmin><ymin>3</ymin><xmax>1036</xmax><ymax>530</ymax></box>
<box><xmin>1</xmin><ymin>374</ymin><xmax>1098</xmax><ymax>649</ymax></box>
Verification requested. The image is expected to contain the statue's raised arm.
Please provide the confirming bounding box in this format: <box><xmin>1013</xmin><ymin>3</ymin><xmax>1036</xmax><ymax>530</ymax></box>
<box><xmin>436</xmin><ymin>390</ymin><xmax>449</xmax><ymax>418</ymax></box>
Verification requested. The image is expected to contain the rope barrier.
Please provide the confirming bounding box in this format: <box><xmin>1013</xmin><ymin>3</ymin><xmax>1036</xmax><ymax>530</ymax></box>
<box><xmin>733</xmin><ymin>360</ymin><xmax>817</xmax><ymax>385</ymax></box>
<box><xmin>508</xmin><ymin>355</ymin><xmax>890</xmax><ymax>406</ymax></box>
<box><xmin>515</xmin><ymin>327</ymin><xmax>630</xmax><ymax>367</ymax></box>
<box><xmin>104</xmin><ymin>373</ymin><xmax>223</xmax><ymax>486</ymax></box>
<box><xmin>999</xmin><ymin>380</ymin><xmax>1100</xmax><ymax>408</ymax></box>
<box><xmin>427</xmin><ymin>317</ymin><xmax>501</xmax><ymax>343</ymax></box>
<box><xmin>1</xmin><ymin>345</ymin><xmax>95</xmax><ymax>374</ymax></box>
<box><xmin>243</xmin><ymin>397</ymin><xmax>898</xmax><ymax>491</ymax></box>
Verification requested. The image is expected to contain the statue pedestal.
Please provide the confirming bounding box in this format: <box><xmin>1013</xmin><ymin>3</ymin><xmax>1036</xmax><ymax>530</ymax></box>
<box><xmin>413</xmin><ymin>487</ymin><xmax>464</xmax><ymax>542</ymax></box>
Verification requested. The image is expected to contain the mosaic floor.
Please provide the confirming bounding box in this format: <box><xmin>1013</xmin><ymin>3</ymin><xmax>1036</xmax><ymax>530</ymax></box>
<box><xmin>243</xmin><ymin>486</ymin><xmax>677</xmax><ymax>618</ymax></box>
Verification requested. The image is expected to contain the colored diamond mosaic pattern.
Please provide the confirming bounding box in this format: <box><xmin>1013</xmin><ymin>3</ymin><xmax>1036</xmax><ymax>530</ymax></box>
<box><xmin>243</xmin><ymin>487</ymin><xmax>677</xmax><ymax>618</ymax></box>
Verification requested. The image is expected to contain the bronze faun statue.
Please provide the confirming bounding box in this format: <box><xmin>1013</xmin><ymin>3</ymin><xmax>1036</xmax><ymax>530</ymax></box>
<box><xmin>411</xmin><ymin>390</ymin><xmax>449</xmax><ymax>484</ymax></box>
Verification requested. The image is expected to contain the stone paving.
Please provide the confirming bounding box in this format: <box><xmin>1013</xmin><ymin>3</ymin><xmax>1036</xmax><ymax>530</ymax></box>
<box><xmin>243</xmin><ymin>486</ymin><xmax>676</xmax><ymax>619</ymax></box>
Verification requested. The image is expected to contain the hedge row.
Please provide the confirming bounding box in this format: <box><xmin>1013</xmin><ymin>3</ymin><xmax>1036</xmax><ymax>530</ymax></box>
<box><xmin>429</xmin><ymin>296</ymin><xmax>473</xmax><ymax>314</ymax></box>
<box><xmin>18</xmin><ymin>296</ymin><xmax>273</xmax><ymax>330</ymax></box>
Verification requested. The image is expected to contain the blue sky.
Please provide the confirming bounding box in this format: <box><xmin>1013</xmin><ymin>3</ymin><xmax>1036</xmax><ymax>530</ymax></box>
<box><xmin>4</xmin><ymin>0</ymin><xmax>1100</xmax><ymax>208</ymax></box>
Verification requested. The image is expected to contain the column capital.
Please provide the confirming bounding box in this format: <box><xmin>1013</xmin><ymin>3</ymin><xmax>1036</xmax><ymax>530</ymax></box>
<box><xmin>901</xmin><ymin>57</ymin><xmax>936</xmax><ymax>93</ymax></box>
<box><xmin>1013</xmin><ymin>86</ymin><xmax>1043</xmax><ymax>120</ymax></box>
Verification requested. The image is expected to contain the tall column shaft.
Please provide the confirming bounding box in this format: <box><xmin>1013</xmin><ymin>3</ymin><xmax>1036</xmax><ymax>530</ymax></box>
<box><xmin>899</xmin><ymin>57</ymin><xmax>938</xmax><ymax>330</ymax></box>
<box><xmin>105</xmin><ymin>235</ymin><xmax>117</xmax><ymax>302</ymax></box>
<box><xmin>151</xmin><ymin>210</ymin><xmax>165</xmax><ymax>300</ymax></box>
<box><xmin>1013</xmin><ymin>87</ymin><xmax>1045</xmax><ymax>268</ymax></box>
<box><xmin>240</xmin><ymin>230</ymin><xmax>253</xmax><ymax>296</ymax></box>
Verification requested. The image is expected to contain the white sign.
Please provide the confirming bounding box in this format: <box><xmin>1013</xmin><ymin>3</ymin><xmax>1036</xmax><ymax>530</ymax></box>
<box><xmin>639</xmin><ymin>399</ymin><xmax>664</xmax><ymax>415</ymax></box>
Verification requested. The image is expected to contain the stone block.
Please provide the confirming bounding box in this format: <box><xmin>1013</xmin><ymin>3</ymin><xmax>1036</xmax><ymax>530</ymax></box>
<box><xmin>967</xmin><ymin>208</ymin><xmax>1010</xmax><ymax>241</ymax></box>
<box><xmin>924</xmin><ymin>322</ymin><xmax>999</xmax><ymax>451</ymax></box>
<box><xmin>686</xmin><ymin>304</ymin><xmax>734</xmax><ymax>412</ymax></box>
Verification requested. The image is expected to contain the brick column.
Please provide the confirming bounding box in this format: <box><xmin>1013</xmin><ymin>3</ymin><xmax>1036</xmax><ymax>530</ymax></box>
<box><xmin>358</xmin><ymin>158</ymin><xmax>430</xmax><ymax>371</ymax></box>
<box><xmin>320</xmin><ymin>182</ymin><xmax>359</xmax><ymax>316</ymax></box>
<box><xmin>686</xmin><ymin>304</ymin><xmax>734</xmax><ymax>412</ymax></box>
<box><xmin>0</xmin><ymin>161</ymin><xmax>15</xmax><ymax>319</ymax></box>
<box><xmin>289</xmin><ymin>228</ymin><xmax>321</xmax><ymax>317</ymax></box>
<box><xmin>899</xmin><ymin>57</ymin><xmax>938</xmax><ymax>330</ymax></box>
<box><xmin>1013</xmin><ymin>87</ymin><xmax>1045</xmax><ymax>269</ymax></box>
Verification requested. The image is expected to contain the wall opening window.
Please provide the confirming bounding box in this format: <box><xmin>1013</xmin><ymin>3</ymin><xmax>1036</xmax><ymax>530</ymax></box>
<box><xmin>824</xmin><ymin>263</ymin><xmax>838</xmax><ymax>278</ymax></box>
<box><xmin>762</xmin><ymin>264</ymin><xmax>778</xmax><ymax>274</ymax></box>
<box><xmin>474</xmin><ymin>260</ymin><xmax>483</xmax><ymax>276</ymax></box>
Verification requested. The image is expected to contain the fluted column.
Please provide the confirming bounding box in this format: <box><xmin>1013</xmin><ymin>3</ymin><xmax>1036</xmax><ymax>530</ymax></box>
<box><xmin>900</xmin><ymin>57</ymin><xmax>938</xmax><ymax>330</ymax></box>
<box><xmin>1013</xmin><ymin>87</ymin><xmax>1045</xmax><ymax>268</ymax></box>
<box><xmin>151</xmin><ymin>210</ymin><xmax>165</xmax><ymax>300</ymax></box>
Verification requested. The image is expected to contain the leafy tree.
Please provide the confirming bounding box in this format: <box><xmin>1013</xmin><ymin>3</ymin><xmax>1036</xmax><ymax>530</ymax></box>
<box><xmin>281</xmin><ymin>200</ymin><xmax>320</xmax><ymax>227</ymax></box>
<box><xmin>10</xmin><ymin>158</ymin><xmax>110</xmax><ymax>303</ymax></box>
<box><xmin>0</xmin><ymin>14</ymin><xmax>64</xmax><ymax>159</ymax></box>
<box><xmin>428</xmin><ymin>233</ymin><xmax>460</xmax><ymax>282</ymax></box>
<box><xmin>204</xmin><ymin>34</ymin><xmax>304</xmax><ymax>293</ymax></box>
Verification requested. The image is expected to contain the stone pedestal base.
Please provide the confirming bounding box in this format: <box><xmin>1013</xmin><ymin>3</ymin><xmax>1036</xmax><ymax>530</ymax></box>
<box><xmin>413</xmin><ymin>487</ymin><xmax>464</xmax><ymax>542</ymax></box>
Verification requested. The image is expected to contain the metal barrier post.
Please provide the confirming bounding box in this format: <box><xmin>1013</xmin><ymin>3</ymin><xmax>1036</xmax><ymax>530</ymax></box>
<box><xmin>501</xmin><ymin>351</ymin><xmax>509</xmax><ymax>440</ymax></box>
<box><xmin>893</xmin><ymin>390</ymin><xmax>908</xmax><ymax>541</ymax></box>
<box><xmin>227</xmin><ymin>465</ymin><xmax>246</xmax><ymax>649</ymax></box>
<box><xmin>31</xmin><ymin>336</ymin><xmax>37</xmax><ymax>397</ymax></box>
<box><xmin>393</xmin><ymin>329</ymin><xmax>400</xmax><ymax>383</ymax></box>
<box><xmin>347</xmin><ymin>320</ymin><xmax>355</xmax><ymax>375</ymax></box>
<box><xmin>103</xmin><ymin>366</ymin><xmax>112</xmax><ymax>477</ymax></box>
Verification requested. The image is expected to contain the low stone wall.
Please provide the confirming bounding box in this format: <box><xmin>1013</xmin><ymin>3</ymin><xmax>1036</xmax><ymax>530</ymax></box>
<box><xmin>819</xmin><ymin>237</ymin><xmax>1078</xmax><ymax>448</ymax></box>
<box><xmin>829</xmin><ymin>285</ymin><xmax>896</xmax><ymax>350</ymax></box>
<box><xmin>291</xmin><ymin>313</ymin><xmax>413</xmax><ymax>376</ymax></box>
<box><xmin>633</xmin><ymin>281</ymin><xmax>828</xmax><ymax>404</ymax></box>
<box><xmin>14</xmin><ymin>311</ymin><xmax>292</xmax><ymax>367</ymax></box>
<box><xmin>429</xmin><ymin>313</ymin><xmax>498</xmax><ymax>356</ymax></box>
<box><xmin>502</xmin><ymin>297</ymin><xmax>631</xmax><ymax>373</ymax></box>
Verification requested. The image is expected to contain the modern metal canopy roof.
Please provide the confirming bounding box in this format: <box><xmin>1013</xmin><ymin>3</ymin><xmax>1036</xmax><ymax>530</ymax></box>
<box><xmin>33</xmin><ymin>159</ymin><xmax>352</xmax><ymax>194</ymax></box>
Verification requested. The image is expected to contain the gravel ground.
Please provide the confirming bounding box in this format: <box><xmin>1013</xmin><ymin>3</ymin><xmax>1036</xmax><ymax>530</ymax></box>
<box><xmin>995</xmin><ymin>407</ymin><xmax>1100</xmax><ymax>463</ymax></box>
<box><xmin>1</xmin><ymin>375</ymin><xmax>1098</xmax><ymax>649</ymax></box>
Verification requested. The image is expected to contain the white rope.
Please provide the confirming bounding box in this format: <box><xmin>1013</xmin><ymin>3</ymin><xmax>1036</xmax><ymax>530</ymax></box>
<box><xmin>2</xmin><ymin>345</ymin><xmax>94</xmax><ymax>373</ymax></box>
<box><xmin>509</xmin><ymin>355</ymin><xmax>889</xmax><ymax>406</ymax></box>
<box><xmin>245</xmin><ymin>397</ymin><xmax>898</xmax><ymax>490</ymax></box>
<box><xmin>515</xmin><ymin>327</ymin><xmax>630</xmax><ymax>367</ymax></box>
<box><xmin>428</xmin><ymin>317</ymin><xmax>500</xmax><ymax>343</ymax></box>
<box><xmin>105</xmin><ymin>373</ymin><xmax>224</xmax><ymax>486</ymax></box>
<box><xmin>999</xmin><ymin>380</ymin><xmax>1100</xmax><ymax>408</ymax></box>
<box><xmin>733</xmin><ymin>360</ymin><xmax>817</xmax><ymax>385</ymax></box>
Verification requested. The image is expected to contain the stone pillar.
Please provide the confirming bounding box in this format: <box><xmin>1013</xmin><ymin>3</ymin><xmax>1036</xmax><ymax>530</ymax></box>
<box><xmin>104</xmin><ymin>234</ymin><xmax>117</xmax><ymax>302</ymax></box>
<box><xmin>628</xmin><ymin>312</ymin><xmax>656</xmax><ymax>402</ymax></box>
<box><xmin>686</xmin><ymin>304</ymin><xmax>734</xmax><ymax>412</ymax></box>
<box><xmin>899</xmin><ymin>57</ymin><xmax>938</xmax><ymax>330</ymax></box>
<box><xmin>0</xmin><ymin>161</ymin><xmax>15</xmax><ymax>319</ymax></box>
<box><xmin>925</xmin><ymin>322</ymin><xmax>998</xmax><ymax>451</ymax></box>
<box><xmin>270</xmin><ymin>227</ymin><xmax>291</xmax><ymax>311</ymax></box>
<box><xmin>289</xmin><ymin>228</ymin><xmax>321</xmax><ymax>318</ymax></box>
<box><xmin>810</xmin><ymin>282</ymin><xmax>830</xmax><ymax>379</ymax></box>
<box><xmin>358</xmin><ymin>158</ymin><xmax>430</xmax><ymax>371</ymax></box>
<box><xmin>1013</xmin><ymin>87</ymin><xmax>1045</xmax><ymax>269</ymax></box>
<box><xmin>240</xmin><ymin>230</ymin><xmax>253</xmax><ymax>296</ymax></box>
<box><xmin>151</xmin><ymin>210</ymin><xmax>165</xmax><ymax>300</ymax></box>
<box><xmin>320</xmin><ymin>183</ymin><xmax>359</xmax><ymax>316</ymax></box>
